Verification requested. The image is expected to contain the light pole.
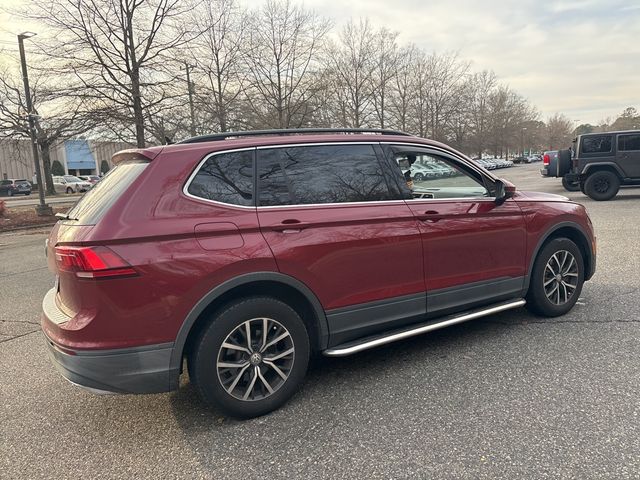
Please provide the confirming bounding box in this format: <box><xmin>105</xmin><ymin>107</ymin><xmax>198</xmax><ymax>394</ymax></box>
<box><xmin>18</xmin><ymin>31</ymin><xmax>52</xmax><ymax>216</ymax></box>
<box><xmin>183</xmin><ymin>62</ymin><xmax>196</xmax><ymax>137</ymax></box>
<box><xmin>521</xmin><ymin>127</ymin><xmax>527</xmax><ymax>156</ymax></box>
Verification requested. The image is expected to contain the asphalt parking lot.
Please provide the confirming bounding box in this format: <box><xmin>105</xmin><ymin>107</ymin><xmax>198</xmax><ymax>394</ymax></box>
<box><xmin>1</xmin><ymin>163</ymin><xmax>639</xmax><ymax>479</ymax></box>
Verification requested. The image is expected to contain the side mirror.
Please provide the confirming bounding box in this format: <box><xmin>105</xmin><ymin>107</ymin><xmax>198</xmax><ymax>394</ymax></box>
<box><xmin>495</xmin><ymin>179</ymin><xmax>516</xmax><ymax>205</ymax></box>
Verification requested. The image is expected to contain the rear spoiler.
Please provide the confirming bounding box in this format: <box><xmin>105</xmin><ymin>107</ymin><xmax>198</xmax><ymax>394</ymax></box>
<box><xmin>111</xmin><ymin>147</ymin><xmax>163</xmax><ymax>165</ymax></box>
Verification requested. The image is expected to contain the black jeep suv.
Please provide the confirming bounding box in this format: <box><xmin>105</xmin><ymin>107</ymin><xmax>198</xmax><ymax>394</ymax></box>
<box><xmin>541</xmin><ymin>130</ymin><xmax>640</xmax><ymax>200</ymax></box>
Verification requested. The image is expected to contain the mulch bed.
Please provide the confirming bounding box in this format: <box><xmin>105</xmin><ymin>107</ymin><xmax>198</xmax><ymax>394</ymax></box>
<box><xmin>0</xmin><ymin>206</ymin><xmax>69</xmax><ymax>232</ymax></box>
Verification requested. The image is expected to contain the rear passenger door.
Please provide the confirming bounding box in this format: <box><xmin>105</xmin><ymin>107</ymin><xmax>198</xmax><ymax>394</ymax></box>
<box><xmin>256</xmin><ymin>143</ymin><xmax>425</xmax><ymax>346</ymax></box>
<box><xmin>617</xmin><ymin>133</ymin><xmax>640</xmax><ymax>178</ymax></box>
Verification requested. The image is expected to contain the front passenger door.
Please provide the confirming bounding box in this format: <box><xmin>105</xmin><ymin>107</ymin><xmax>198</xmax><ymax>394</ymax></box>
<box><xmin>387</xmin><ymin>146</ymin><xmax>527</xmax><ymax>316</ymax></box>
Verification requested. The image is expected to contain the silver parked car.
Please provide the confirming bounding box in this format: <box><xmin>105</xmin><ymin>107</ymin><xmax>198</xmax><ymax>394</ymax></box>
<box><xmin>53</xmin><ymin>175</ymin><xmax>92</xmax><ymax>194</ymax></box>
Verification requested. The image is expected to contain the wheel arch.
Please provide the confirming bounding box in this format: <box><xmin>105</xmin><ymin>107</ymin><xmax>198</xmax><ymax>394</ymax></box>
<box><xmin>581</xmin><ymin>163</ymin><xmax>625</xmax><ymax>178</ymax></box>
<box><xmin>524</xmin><ymin>222</ymin><xmax>594</xmax><ymax>293</ymax></box>
<box><xmin>169</xmin><ymin>272</ymin><xmax>329</xmax><ymax>387</ymax></box>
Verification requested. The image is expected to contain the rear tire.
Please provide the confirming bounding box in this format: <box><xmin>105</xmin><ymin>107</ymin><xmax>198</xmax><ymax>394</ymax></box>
<box><xmin>561</xmin><ymin>176</ymin><xmax>580</xmax><ymax>192</ymax></box>
<box><xmin>189</xmin><ymin>296</ymin><xmax>310</xmax><ymax>418</ymax></box>
<box><xmin>413</xmin><ymin>173</ymin><xmax>424</xmax><ymax>182</ymax></box>
<box><xmin>526</xmin><ymin>238</ymin><xmax>584</xmax><ymax>317</ymax></box>
<box><xmin>583</xmin><ymin>171</ymin><xmax>620</xmax><ymax>201</ymax></box>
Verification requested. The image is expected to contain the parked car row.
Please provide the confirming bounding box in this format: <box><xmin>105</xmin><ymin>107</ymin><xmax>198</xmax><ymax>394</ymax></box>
<box><xmin>472</xmin><ymin>158</ymin><xmax>514</xmax><ymax>170</ymax></box>
<box><xmin>513</xmin><ymin>154</ymin><xmax>542</xmax><ymax>164</ymax></box>
<box><xmin>410</xmin><ymin>162</ymin><xmax>458</xmax><ymax>180</ymax></box>
<box><xmin>0</xmin><ymin>179</ymin><xmax>32</xmax><ymax>196</ymax></box>
<box><xmin>0</xmin><ymin>175</ymin><xmax>103</xmax><ymax>197</ymax></box>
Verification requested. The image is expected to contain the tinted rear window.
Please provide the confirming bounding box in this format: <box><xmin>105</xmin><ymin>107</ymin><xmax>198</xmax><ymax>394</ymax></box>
<box><xmin>187</xmin><ymin>150</ymin><xmax>254</xmax><ymax>206</ymax></box>
<box><xmin>65</xmin><ymin>161</ymin><xmax>148</xmax><ymax>225</ymax></box>
<box><xmin>581</xmin><ymin>135</ymin><xmax>612</xmax><ymax>154</ymax></box>
<box><xmin>618</xmin><ymin>134</ymin><xmax>640</xmax><ymax>151</ymax></box>
<box><xmin>258</xmin><ymin>144</ymin><xmax>396</xmax><ymax>206</ymax></box>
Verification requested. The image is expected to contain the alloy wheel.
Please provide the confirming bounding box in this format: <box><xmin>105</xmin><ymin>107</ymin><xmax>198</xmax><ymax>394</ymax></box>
<box><xmin>543</xmin><ymin>250</ymin><xmax>579</xmax><ymax>305</ymax></box>
<box><xmin>216</xmin><ymin>318</ymin><xmax>295</xmax><ymax>401</ymax></box>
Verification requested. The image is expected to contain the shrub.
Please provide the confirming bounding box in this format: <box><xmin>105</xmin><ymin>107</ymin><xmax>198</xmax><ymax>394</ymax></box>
<box><xmin>0</xmin><ymin>200</ymin><xmax>6</xmax><ymax>217</ymax></box>
<box><xmin>51</xmin><ymin>160</ymin><xmax>65</xmax><ymax>176</ymax></box>
<box><xmin>100</xmin><ymin>160</ymin><xmax>110</xmax><ymax>174</ymax></box>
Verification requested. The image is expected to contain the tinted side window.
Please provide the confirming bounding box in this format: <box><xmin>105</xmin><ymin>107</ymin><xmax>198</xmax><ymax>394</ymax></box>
<box><xmin>258</xmin><ymin>145</ymin><xmax>396</xmax><ymax>206</ymax></box>
<box><xmin>582</xmin><ymin>135</ymin><xmax>612</xmax><ymax>154</ymax></box>
<box><xmin>618</xmin><ymin>134</ymin><xmax>640</xmax><ymax>151</ymax></box>
<box><xmin>188</xmin><ymin>150</ymin><xmax>254</xmax><ymax>206</ymax></box>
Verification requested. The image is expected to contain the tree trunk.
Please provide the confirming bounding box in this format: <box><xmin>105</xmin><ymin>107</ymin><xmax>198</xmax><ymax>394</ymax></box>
<box><xmin>39</xmin><ymin>141</ymin><xmax>56</xmax><ymax>195</ymax></box>
<box><xmin>132</xmin><ymin>75</ymin><xmax>145</xmax><ymax>148</ymax></box>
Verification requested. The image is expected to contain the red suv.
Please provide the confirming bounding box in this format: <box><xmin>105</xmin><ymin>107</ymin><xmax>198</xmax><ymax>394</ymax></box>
<box><xmin>42</xmin><ymin>129</ymin><xmax>596</xmax><ymax>417</ymax></box>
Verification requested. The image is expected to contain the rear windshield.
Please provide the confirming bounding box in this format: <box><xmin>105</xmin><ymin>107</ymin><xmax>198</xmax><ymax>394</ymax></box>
<box><xmin>65</xmin><ymin>160</ymin><xmax>148</xmax><ymax>225</ymax></box>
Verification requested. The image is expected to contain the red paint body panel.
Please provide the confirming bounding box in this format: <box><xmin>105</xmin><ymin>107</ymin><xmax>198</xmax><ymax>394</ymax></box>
<box><xmin>258</xmin><ymin>202</ymin><xmax>424</xmax><ymax>309</ymax></box>
<box><xmin>405</xmin><ymin>198</ymin><xmax>527</xmax><ymax>291</ymax></box>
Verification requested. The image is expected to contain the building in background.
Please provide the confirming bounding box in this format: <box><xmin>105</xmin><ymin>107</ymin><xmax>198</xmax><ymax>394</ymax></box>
<box><xmin>0</xmin><ymin>139</ymin><xmax>131</xmax><ymax>182</ymax></box>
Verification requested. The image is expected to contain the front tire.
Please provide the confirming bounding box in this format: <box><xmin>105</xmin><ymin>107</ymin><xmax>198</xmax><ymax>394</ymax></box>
<box><xmin>562</xmin><ymin>176</ymin><xmax>580</xmax><ymax>192</ymax></box>
<box><xmin>189</xmin><ymin>296</ymin><xmax>310</xmax><ymax>418</ymax></box>
<box><xmin>413</xmin><ymin>173</ymin><xmax>424</xmax><ymax>182</ymax></box>
<box><xmin>526</xmin><ymin>238</ymin><xmax>584</xmax><ymax>317</ymax></box>
<box><xmin>66</xmin><ymin>187</ymin><xmax>73</xmax><ymax>194</ymax></box>
<box><xmin>583</xmin><ymin>171</ymin><xmax>619</xmax><ymax>201</ymax></box>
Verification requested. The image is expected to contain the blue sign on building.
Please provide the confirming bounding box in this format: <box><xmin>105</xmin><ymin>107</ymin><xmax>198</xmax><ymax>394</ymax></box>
<box><xmin>65</xmin><ymin>140</ymin><xmax>96</xmax><ymax>172</ymax></box>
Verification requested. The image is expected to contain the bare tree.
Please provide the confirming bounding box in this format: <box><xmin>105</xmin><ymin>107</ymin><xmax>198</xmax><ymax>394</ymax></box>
<box><xmin>243</xmin><ymin>0</ymin><xmax>331</xmax><ymax>129</ymax></box>
<box><xmin>487</xmin><ymin>86</ymin><xmax>538</xmax><ymax>156</ymax></box>
<box><xmin>545</xmin><ymin>113</ymin><xmax>574</xmax><ymax>150</ymax></box>
<box><xmin>0</xmin><ymin>66</ymin><xmax>97</xmax><ymax>193</ymax></box>
<box><xmin>24</xmin><ymin>0</ymin><xmax>200</xmax><ymax>147</ymax></box>
<box><xmin>389</xmin><ymin>44</ymin><xmax>419</xmax><ymax>132</ymax></box>
<box><xmin>467</xmin><ymin>70</ymin><xmax>497</xmax><ymax>157</ymax></box>
<box><xmin>424</xmin><ymin>52</ymin><xmax>469</xmax><ymax>142</ymax></box>
<box><xmin>327</xmin><ymin>18</ymin><xmax>377</xmax><ymax>128</ymax></box>
<box><xmin>188</xmin><ymin>0</ymin><xmax>247</xmax><ymax>133</ymax></box>
<box><xmin>370</xmin><ymin>28</ymin><xmax>399</xmax><ymax>129</ymax></box>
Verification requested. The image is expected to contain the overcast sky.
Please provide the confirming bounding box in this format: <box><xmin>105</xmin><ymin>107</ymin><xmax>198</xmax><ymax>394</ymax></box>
<box><xmin>1</xmin><ymin>0</ymin><xmax>638</xmax><ymax>125</ymax></box>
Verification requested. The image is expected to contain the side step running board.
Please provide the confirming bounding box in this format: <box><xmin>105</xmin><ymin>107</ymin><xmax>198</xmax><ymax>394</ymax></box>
<box><xmin>323</xmin><ymin>298</ymin><xmax>526</xmax><ymax>357</ymax></box>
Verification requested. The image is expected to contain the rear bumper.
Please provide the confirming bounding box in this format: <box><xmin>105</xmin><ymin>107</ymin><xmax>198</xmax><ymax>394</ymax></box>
<box><xmin>42</xmin><ymin>287</ymin><xmax>179</xmax><ymax>394</ymax></box>
<box><xmin>43</xmin><ymin>334</ymin><xmax>178</xmax><ymax>394</ymax></box>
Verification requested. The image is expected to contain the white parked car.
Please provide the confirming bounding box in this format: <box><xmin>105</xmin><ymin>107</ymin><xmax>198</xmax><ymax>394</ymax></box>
<box><xmin>53</xmin><ymin>175</ymin><xmax>92</xmax><ymax>194</ymax></box>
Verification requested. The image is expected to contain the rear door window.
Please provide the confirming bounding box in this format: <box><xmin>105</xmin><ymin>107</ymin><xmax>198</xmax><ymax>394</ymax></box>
<box><xmin>257</xmin><ymin>144</ymin><xmax>398</xmax><ymax>206</ymax></box>
<box><xmin>581</xmin><ymin>135</ymin><xmax>612</xmax><ymax>154</ymax></box>
<box><xmin>65</xmin><ymin>160</ymin><xmax>149</xmax><ymax>224</ymax></box>
<box><xmin>618</xmin><ymin>134</ymin><xmax>640</xmax><ymax>151</ymax></box>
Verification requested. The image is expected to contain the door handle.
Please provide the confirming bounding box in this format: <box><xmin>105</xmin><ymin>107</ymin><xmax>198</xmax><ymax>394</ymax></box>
<box><xmin>419</xmin><ymin>210</ymin><xmax>442</xmax><ymax>222</ymax></box>
<box><xmin>271</xmin><ymin>219</ymin><xmax>307</xmax><ymax>232</ymax></box>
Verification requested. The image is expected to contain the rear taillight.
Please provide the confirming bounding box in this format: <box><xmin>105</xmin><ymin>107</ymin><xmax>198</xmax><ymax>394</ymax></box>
<box><xmin>54</xmin><ymin>246</ymin><xmax>137</xmax><ymax>279</ymax></box>
<box><xmin>543</xmin><ymin>154</ymin><xmax>550</xmax><ymax>165</ymax></box>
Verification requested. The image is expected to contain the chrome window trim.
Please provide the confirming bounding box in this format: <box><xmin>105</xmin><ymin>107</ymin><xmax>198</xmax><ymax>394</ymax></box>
<box><xmin>256</xmin><ymin>141</ymin><xmax>380</xmax><ymax>149</ymax></box>
<box><xmin>256</xmin><ymin>199</ymin><xmax>410</xmax><ymax>210</ymax></box>
<box><xmin>182</xmin><ymin>140</ymin><xmax>499</xmax><ymax>210</ymax></box>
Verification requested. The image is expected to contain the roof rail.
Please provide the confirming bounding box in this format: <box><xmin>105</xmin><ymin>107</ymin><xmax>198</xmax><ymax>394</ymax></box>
<box><xmin>178</xmin><ymin>128</ymin><xmax>414</xmax><ymax>144</ymax></box>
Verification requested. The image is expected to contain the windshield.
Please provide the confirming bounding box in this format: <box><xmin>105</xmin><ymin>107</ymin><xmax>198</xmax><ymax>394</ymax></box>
<box><xmin>65</xmin><ymin>160</ymin><xmax>149</xmax><ymax>225</ymax></box>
